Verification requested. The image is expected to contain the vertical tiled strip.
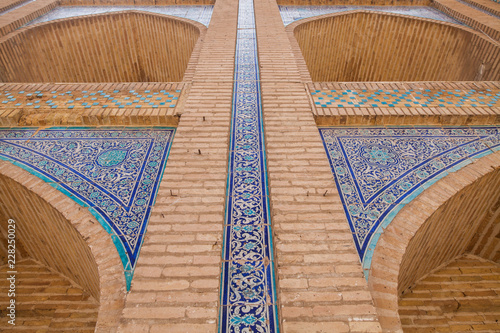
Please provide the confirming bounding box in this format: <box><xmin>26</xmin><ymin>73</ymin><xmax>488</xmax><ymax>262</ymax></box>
<box><xmin>219</xmin><ymin>0</ymin><xmax>279</xmax><ymax>331</ymax></box>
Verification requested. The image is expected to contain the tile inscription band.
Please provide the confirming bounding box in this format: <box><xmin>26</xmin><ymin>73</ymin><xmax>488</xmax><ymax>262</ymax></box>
<box><xmin>319</xmin><ymin>126</ymin><xmax>500</xmax><ymax>278</ymax></box>
<box><xmin>0</xmin><ymin>127</ymin><xmax>175</xmax><ymax>289</ymax></box>
<box><xmin>219</xmin><ymin>0</ymin><xmax>279</xmax><ymax>331</ymax></box>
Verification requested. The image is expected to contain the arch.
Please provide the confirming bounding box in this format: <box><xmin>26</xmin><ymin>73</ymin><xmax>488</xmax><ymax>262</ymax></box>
<box><xmin>288</xmin><ymin>10</ymin><xmax>500</xmax><ymax>82</ymax></box>
<box><xmin>0</xmin><ymin>159</ymin><xmax>126</xmax><ymax>331</ymax></box>
<box><xmin>0</xmin><ymin>11</ymin><xmax>206</xmax><ymax>83</ymax></box>
<box><xmin>368</xmin><ymin>151</ymin><xmax>500</xmax><ymax>332</ymax></box>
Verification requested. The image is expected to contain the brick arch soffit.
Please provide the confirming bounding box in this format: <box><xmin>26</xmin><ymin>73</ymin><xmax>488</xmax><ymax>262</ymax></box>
<box><xmin>0</xmin><ymin>10</ymin><xmax>207</xmax><ymax>84</ymax></box>
<box><xmin>367</xmin><ymin>151</ymin><xmax>500</xmax><ymax>332</ymax></box>
<box><xmin>285</xmin><ymin>9</ymin><xmax>500</xmax><ymax>83</ymax></box>
<box><xmin>0</xmin><ymin>160</ymin><xmax>126</xmax><ymax>332</ymax></box>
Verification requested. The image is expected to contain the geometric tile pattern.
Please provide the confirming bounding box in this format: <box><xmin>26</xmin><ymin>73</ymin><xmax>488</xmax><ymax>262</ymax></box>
<box><xmin>0</xmin><ymin>89</ymin><xmax>181</xmax><ymax>110</ymax></box>
<box><xmin>312</xmin><ymin>88</ymin><xmax>500</xmax><ymax>108</ymax></box>
<box><xmin>279</xmin><ymin>5</ymin><xmax>461</xmax><ymax>26</ymax></box>
<box><xmin>319</xmin><ymin>126</ymin><xmax>500</xmax><ymax>278</ymax></box>
<box><xmin>27</xmin><ymin>5</ymin><xmax>214</xmax><ymax>27</ymax></box>
<box><xmin>0</xmin><ymin>127</ymin><xmax>175</xmax><ymax>289</ymax></box>
<box><xmin>219</xmin><ymin>0</ymin><xmax>279</xmax><ymax>331</ymax></box>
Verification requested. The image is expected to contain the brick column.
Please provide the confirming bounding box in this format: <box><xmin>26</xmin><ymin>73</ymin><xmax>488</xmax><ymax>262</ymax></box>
<box><xmin>118</xmin><ymin>0</ymin><xmax>237</xmax><ymax>331</ymax></box>
<box><xmin>254</xmin><ymin>0</ymin><xmax>382</xmax><ymax>331</ymax></box>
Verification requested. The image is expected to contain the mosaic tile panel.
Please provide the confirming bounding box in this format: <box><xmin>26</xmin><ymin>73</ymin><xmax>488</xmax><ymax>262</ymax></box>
<box><xmin>219</xmin><ymin>0</ymin><xmax>279</xmax><ymax>331</ymax></box>
<box><xmin>456</xmin><ymin>0</ymin><xmax>500</xmax><ymax>19</ymax></box>
<box><xmin>0</xmin><ymin>127</ymin><xmax>175</xmax><ymax>289</ymax></box>
<box><xmin>0</xmin><ymin>89</ymin><xmax>181</xmax><ymax>110</ymax></box>
<box><xmin>319</xmin><ymin>126</ymin><xmax>500</xmax><ymax>277</ymax></box>
<box><xmin>26</xmin><ymin>5</ymin><xmax>214</xmax><ymax>27</ymax></box>
<box><xmin>312</xmin><ymin>88</ymin><xmax>500</xmax><ymax>108</ymax></box>
<box><xmin>279</xmin><ymin>5</ymin><xmax>462</xmax><ymax>26</ymax></box>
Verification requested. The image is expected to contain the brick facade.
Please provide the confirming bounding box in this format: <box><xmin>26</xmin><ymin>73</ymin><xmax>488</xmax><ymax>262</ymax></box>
<box><xmin>0</xmin><ymin>0</ymin><xmax>499</xmax><ymax>332</ymax></box>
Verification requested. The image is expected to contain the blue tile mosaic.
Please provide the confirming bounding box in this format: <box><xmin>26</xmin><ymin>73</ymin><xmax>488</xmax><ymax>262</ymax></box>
<box><xmin>279</xmin><ymin>5</ymin><xmax>462</xmax><ymax>26</ymax></box>
<box><xmin>0</xmin><ymin>0</ymin><xmax>34</xmax><ymax>16</ymax></box>
<box><xmin>26</xmin><ymin>5</ymin><xmax>214</xmax><ymax>27</ymax></box>
<box><xmin>0</xmin><ymin>127</ymin><xmax>175</xmax><ymax>289</ymax></box>
<box><xmin>319</xmin><ymin>126</ymin><xmax>500</xmax><ymax>278</ymax></box>
<box><xmin>219</xmin><ymin>0</ymin><xmax>279</xmax><ymax>331</ymax></box>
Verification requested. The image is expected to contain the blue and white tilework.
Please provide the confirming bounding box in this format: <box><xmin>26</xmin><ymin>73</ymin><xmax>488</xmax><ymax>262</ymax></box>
<box><xmin>219</xmin><ymin>0</ymin><xmax>279</xmax><ymax>331</ymax></box>
<box><xmin>279</xmin><ymin>5</ymin><xmax>462</xmax><ymax>26</ymax></box>
<box><xmin>0</xmin><ymin>127</ymin><xmax>175</xmax><ymax>289</ymax></box>
<box><xmin>319</xmin><ymin>126</ymin><xmax>500</xmax><ymax>278</ymax></box>
<box><xmin>26</xmin><ymin>5</ymin><xmax>214</xmax><ymax>27</ymax></box>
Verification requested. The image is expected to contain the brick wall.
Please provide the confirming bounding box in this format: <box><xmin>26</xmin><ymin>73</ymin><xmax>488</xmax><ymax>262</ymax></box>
<box><xmin>291</xmin><ymin>11</ymin><xmax>500</xmax><ymax>82</ymax></box>
<box><xmin>399</xmin><ymin>254</ymin><xmax>500</xmax><ymax>332</ymax></box>
<box><xmin>0</xmin><ymin>0</ymin><xmax>58</xmax><ymax>37</ymax></box>
<box><xmin>399</xmin><ymin>167</ymin><xmax>500</xmax><ymax>295</ymax></box>
<box><xmin>277</xmin><ymin>0</ymin><xmax>429</xmax><ymax>6</ymax></box>
<box><xmin>0</xmin><ymin>12</ymin><xmax>202</xmax><ymax>83</ymax></box>
<box><xmin>0</xmin><ymin>259</ymin><xmax>99</xmax><ymax>331</ymax></box>
<box><xmin>117</xmin><ymin>0</ymin><xmax>237</xmax><ymax>330</ymax></box>
<box><xmin>0</xmin><ymin>161</ymin><xmax>126</xmax><ymax>331</ymax></box>
<box><xmin>369</xmin><ymin>151</ymin><xmax>500</xmax><ymax>331</ymax></box>
<box><xmin>60</xmin><ymin>0</ymin><xmax>214</xmax><ymax>5</ymax></box>
<box><xmin>0</xmin><ymin>172</ymin><xmax>101</xmax><ymax>301</ymax></box>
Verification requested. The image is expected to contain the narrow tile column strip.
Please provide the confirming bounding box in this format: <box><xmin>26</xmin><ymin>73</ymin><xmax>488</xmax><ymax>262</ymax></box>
<box><xmin>218</xmin><ymin>0</ymin><xmax>280</xmax><ymax>331</ymax></box>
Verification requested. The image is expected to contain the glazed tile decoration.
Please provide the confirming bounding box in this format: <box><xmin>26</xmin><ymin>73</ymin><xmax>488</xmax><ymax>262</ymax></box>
<box><xmin>279</xmin><ymin>5</ymin><xmax>461</xmax><ymax>26</ymax></box>
<box><xmin>0</xmin><ymin>127</ymin><xmax>175</xmax><ymax>289</ymax></box>
<box><xmin>319</xmin><ymin>126</ymin><xmax>500</xmax><ymax>277</ymax></box>
<box><xmin>26</xmin><ymin>5</ymin><xmax>214</xmax><ymax>27</ymax></box>
<box><xmin>219</xmin><ymin>0</ymin><xmax>279</xmax><ymax>331</ymax></box>
<box><xmin>456</xmin><ymin>0</ymin><xmax>500</xmax><ymax>18</ymax></box>
<box><xmin>312</xmin><ymin>88</ymin><xmax>500</xmax><ymax>108</ymax></box>
<box><xmin>0</xmin><ymin>89</ymin><xmax>181</xmax><ymax>110</ymax></box>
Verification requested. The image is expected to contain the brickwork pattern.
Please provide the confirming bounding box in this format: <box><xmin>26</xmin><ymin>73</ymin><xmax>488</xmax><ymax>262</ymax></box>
<box><xmin>0</xmin><ymin>0</ymin><xmax>58</xmax><ymax>37</ymax></box>
<box><xmin>399</xmin><ymin>255</ymin><xmax>500</xmax><ymax>332</ymax></box>
<box><xmin>460</xmin><ymin>0</ymin><xmax>500</xmax><ymax>17</ymax></box>
<box><xmin>291</xmin><ymin>11</ymin><xmax>500</xmax><ymax>82</ymax></box>
<box><xmin>399</xmin><ymin>167</ymin><xmax>500</xmax><ymax>295</ymax></box>
<box><xmin>309</xmin><ymin>81</ymin><xmax>500</xmax><ymax>126</ymax></box>
<box><xmin>117</xmin><ymin>0</ymin><xmax>237</xmax><ymax>330</ymax></box>
<box><xmin>0</xmin><ymin>83</ymin><xmax>185</xmax><ymax>126</ymax></box>
<box><xmin>0</xmin><ymin>161</ymin><xmax>126</xmax><ymax>331</ymax></box>
<box><xmin>432</xmin><ymin>0</ymin><xmax>500</xmax><ymax>41</ymax></box>
<box><xmin>0</xmin><ymin>12</ymin><xmax>202</xmax><ymax>83</ymax></box>
<box><xmin>369</xmin><ymin>151</ymin><xmax>500</xmax><ymax>331</ymax></box>
<box><xmin>255</xmin><ymin>0</ymin><xmax>381</xmax><ymax>331</ymax></box>
<box><xmin>0</xmin><ymin>259</ymin><xmax>99</xmax><ymax>332</ymax></box>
